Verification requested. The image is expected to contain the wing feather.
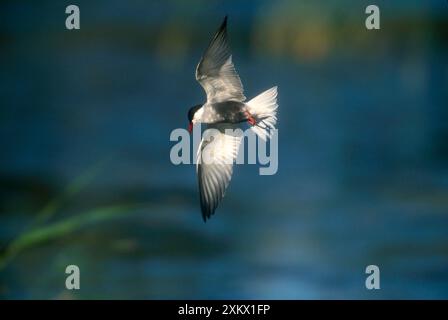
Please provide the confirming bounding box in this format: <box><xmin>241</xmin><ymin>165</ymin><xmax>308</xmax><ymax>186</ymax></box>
<box><xmin>196</xmin><ymin>124</ymin><xmax>242</xmax><ymax>221</ymax></box>
<box><xmin>195</xmin><ymin>16</ymin><xmax>245</xmax><ymax>104</ymax></box>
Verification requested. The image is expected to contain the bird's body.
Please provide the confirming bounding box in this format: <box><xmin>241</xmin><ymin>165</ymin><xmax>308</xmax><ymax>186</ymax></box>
<box><xmin>198</xmin><ymin>100</ymin><xmax>248</xmax><ymax>124</ymax></box>
<box><xmin>188</xmin><ymin>16</ymin><xmax>279</xmax><ymax>221</ymax></box>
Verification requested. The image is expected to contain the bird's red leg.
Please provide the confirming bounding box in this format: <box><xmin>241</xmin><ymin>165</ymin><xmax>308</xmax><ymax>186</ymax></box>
<box><xmin>245</xmin><ymin>111</ymin><xmax>257</xmax><ymax>126</ymax></box>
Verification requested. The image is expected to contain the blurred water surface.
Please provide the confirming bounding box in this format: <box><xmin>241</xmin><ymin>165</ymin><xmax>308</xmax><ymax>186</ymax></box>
<box><xmin>0</xmin><ymin>0</ymin><xmax>447</xmax><ymax>299</ymax></box>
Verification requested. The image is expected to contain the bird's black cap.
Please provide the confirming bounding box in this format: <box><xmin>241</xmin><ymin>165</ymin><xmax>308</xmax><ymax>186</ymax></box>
<box><xmin>188</xmin><ymin>105</ymin><xmax>202</xmax><ymax>122</ymax></box>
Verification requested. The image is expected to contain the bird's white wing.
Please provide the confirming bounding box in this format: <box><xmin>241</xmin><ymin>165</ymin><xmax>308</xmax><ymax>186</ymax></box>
<box><xmin>195</xmin><ymin>16</ymin><xmax>246</xmax><ymax>104</ymax></box>
<box><xmin>196</xmin><ymin>124</ymin><xmax>242</xmax><ymax>221</ymax></box>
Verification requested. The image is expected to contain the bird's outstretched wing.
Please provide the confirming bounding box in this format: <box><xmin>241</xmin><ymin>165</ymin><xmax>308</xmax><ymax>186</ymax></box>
<box><xmin>196</xmin><ymin>124</ymin><xmax>242</xmax><ymax>221</ymax></box>
<box><xmin>195</xmin><ymin>16</ymin><xmax>246</xmax><ymax>104</ymax></box>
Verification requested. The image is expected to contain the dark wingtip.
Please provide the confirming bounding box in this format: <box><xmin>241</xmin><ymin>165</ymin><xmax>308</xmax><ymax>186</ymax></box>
<box><xmin>201</xmin><ymin>207</ymin><xmax>215</xmax><ymax>223</ymax></box>
<box><xmin>201</xmin><ymin>210</ymin><xmax>211</xmax><ymax>223</ymax></box>
<box><xmin>208</xmin><ymin>15</ymin><xmax>228</xmax><ymax>44</ymax></box>
<box><xmin>220</xmin><ymin>15</ymin><xmax>228</xmax><ymax>30</ymax></box>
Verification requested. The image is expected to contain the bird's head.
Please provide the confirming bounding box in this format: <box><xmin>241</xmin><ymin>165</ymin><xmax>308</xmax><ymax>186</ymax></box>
<box><xmin>187</xmin><ymin>104</ymin><xmax>202</xmax><ymax>133</ymax></box>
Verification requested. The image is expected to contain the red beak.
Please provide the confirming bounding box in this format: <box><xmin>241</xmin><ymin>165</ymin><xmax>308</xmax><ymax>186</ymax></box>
<box><xmin>188</xmin><ymin>122</ymin><xmax>193</xmax><ymax>133</ymax></box>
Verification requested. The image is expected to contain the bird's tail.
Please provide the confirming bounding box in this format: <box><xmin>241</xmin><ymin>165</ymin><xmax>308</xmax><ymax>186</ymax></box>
<box><xmin>245</xmin><ymin>86</ymin><xmax>278</xmax><ymax>141</ymax></box>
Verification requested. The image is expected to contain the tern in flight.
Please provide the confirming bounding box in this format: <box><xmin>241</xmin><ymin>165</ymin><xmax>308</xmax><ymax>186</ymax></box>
<box><xmin>187</xmin><ymin>16</ymin><xmax>278</xmax><ymax>221</ymax></box>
